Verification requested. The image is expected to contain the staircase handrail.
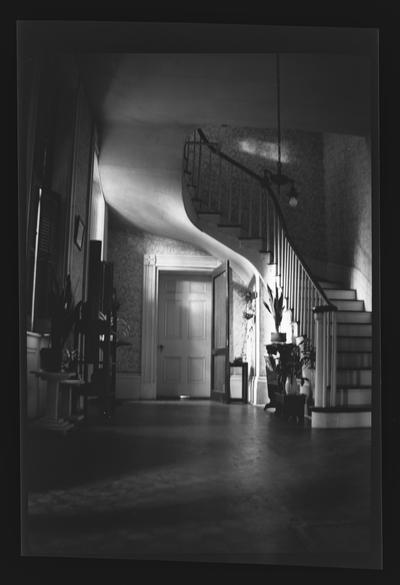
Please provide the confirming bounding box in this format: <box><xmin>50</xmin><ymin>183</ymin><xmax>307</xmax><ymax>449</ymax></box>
<box><xmin>196</xmin><ymin>128</ymin><xmax>336</xmax><ymax>311</ymax></box>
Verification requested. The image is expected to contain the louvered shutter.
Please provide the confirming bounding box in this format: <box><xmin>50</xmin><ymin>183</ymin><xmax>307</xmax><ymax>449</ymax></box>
<box><xmin>35</xmin><ymin>189</ymin><xmax>60</xmax><ymax>321</ymax></box>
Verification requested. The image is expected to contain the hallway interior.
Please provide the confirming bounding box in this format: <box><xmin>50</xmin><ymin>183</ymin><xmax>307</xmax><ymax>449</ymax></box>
<box><xmin>25</xmin><ymin>400</ymin><xmax>377</xmax><ymax>569</ymax></box>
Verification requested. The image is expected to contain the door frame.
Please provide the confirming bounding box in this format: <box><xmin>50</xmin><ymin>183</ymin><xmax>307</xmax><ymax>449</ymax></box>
<box><xmin>210</xmin><ymin>260</ymin><xmax>231</xmax><ymax>403</ymax></box>
<box><xmin>141</xmin><ymin>253</ymin><xmax>220</xmax><ymax>399</ymax></box>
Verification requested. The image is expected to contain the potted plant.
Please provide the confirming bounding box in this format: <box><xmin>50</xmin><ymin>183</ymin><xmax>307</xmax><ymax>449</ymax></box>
<box><xmin>40</xmin><ymin>274</ymin><xmax>80</xmax><ymax>372</ymax></box>
<box><xmin>263</xmin><ymin>283</ymin><xmax>286</xmax><ymax>342</ymax></box>
<box><xmin>265</xmin><ymin>342</ymin><xmax>298</xmax><ymax>390</ymax></box>
<box><xmin>265</xmin><ymin>341</ymin><xmax>305</xmax><ymax>421</ymax></box>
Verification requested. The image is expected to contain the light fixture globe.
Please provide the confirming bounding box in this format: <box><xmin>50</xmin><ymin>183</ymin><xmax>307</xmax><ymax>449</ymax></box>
<box><xmin>263</xmin><ymin>53</ymin><xmax>300</xmax><ymax>209</ymax></box>
<box><xmin>288</xmin><ymin>184</ymin><xmax>298</xmax><ymax>207</ymax></box>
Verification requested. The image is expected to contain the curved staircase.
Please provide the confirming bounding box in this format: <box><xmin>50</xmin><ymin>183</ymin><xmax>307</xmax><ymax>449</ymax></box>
<box><xmin>182</xmin><ymin>129</ymin><xmax>372</xmax><ymax>428</ymax></box>
<box><xmin>311</xmin><ymin>280</ymin><xmax>372</xmax><ymax>427</ymax></box>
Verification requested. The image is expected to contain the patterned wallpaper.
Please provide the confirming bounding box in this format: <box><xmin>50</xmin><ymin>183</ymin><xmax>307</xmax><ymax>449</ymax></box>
<box><xmin>323</xmin><ymin>133</ymin><xmax>372</xmax><ymax>288</ymax></box>
<box><xmin>194</xmin><ymin>125</ymin><xmax>371</xmax><ymax>297</ymax></box>
<box><xmin>107</xmin><ymin>216</ymin><xmax>212</xmax><ymax>373</ymax></box>
<box><xmin>108</xmin><ymin>215</ymin><xmax>254</xmax><ymax>374</ymax></box>
<box><xmin>200</xmin><ymin>125</ymin><xmax>327</xmax><ymax>262</ymax></box>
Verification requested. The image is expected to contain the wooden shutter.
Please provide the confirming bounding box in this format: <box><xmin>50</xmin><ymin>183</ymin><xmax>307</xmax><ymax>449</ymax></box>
<box><xmin>35</xmin><ymin>189</ymin><xmax>60</xmax><ymax>321</ymax></box>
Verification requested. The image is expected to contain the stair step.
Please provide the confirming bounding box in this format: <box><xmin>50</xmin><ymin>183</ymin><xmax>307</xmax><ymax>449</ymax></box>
<box><xmin>311</xmin><ymin>407</ymin><xmax>371</xmax><ymax>428</ymax></box>
<box><xmin>238</xmin><ymin>237</ymin><xmax>265</xmax><ymax>249</ymax></box>
<box><xmin>318</xmin><ymin>280</ymin><xmax>343</xmax><ymax>289</ymax></box>
<box><xmin>197</xmin><ymin>211</ymin><xmax>222</xmax><ymax>224</ymax></box>
<box><xmin>325</xmin><ymin>288</ymin><xmax>357</xmax><ymax>300</ymax></box>
<box><xmin>217</xmin><ymin>224</ymin><xmax>243</xmax><ymax>237</ymax></box>
<box><xmin>337</xmin><ymin>336</ymin><xmax>372</xmax><ymax>351</ymax></box>
<box><xmin>335</xmin><ymin>386</ymin><xmax>372</xmax><ymax>407</ymax></box>
<box><xmin>311</xmin><ymin>405</ymin><xmax>371</xmax><ymax>413</ymax></box>
<box><xmin>337</xmin><ymin>323</ymin><xmax>372</xmax><ymax>337</ymax></box>
<box><xmin>337</xmin><ymin>368</ymin><xmax>372</xmax><ymax>386</ymax></box>
<box><xmin>336</xmin><ymin>310</ymin><xmax>371</xmax><ymax>324</ymax></box>
<box><xmin>337</xmin><ymin>351</ymin><xmax>372</xmax><ymax>368</ymax></box>
<box><xmin>331</xmin><ymin>299</ymin><xmax>365</xmax><ymax>311</ymax></box>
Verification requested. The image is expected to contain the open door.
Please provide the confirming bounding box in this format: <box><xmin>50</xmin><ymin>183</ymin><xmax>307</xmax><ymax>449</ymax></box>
<box><xmin>211</xmin><ymin>261</ymin><xmax>231</xmax><ymax>402</ymax></box>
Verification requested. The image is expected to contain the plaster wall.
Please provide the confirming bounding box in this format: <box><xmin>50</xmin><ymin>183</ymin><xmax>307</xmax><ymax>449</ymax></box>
<box><xmin>323</xmin><ymin>133</ymin><xmax>372</xmax><ymax>309</ymax></box>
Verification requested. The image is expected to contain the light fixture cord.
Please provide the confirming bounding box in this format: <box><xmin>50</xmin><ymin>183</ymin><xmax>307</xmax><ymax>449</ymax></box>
<box><xmin>276</xmin><ymin>53</ymin><xmax>281</xmax><ymax>168</ymax></box>
<box><xmin>276</xmin><ymin>53</ymin><xmax>281</xmax><ymax>195</ymax></box>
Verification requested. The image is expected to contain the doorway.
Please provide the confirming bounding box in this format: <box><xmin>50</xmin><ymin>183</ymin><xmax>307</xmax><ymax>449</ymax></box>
<box><xmin>157</xmin><ymin>272</ymin><xmax>212</xmax><ymax>399</ymax></box>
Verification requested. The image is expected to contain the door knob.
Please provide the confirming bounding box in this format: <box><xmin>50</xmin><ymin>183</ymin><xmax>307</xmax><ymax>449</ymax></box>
<box><xmin>158</xmin><ymin>344</ymin><xmax>164</xmax><ymax>351</ymax></box>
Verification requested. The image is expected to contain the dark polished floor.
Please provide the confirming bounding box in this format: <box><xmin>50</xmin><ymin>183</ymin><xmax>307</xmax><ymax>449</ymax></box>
<box><xmin>24</xmin><ymin>400</ymin><xmax>379</xmax><ymax>568</ymax></box>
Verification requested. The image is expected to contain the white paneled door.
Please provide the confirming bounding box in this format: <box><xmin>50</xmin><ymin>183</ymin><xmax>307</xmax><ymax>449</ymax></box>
<box><xmin>157</xmin><ymin>273</ymin><xmax>212</xmax><ymax>398</ymax></box>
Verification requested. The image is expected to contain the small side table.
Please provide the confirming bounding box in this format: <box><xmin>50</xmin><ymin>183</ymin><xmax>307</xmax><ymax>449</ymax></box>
<box><xmin>229</xmin><ymin>361</ymin><xmax>248</xmax><ymax>403</ymax></box>
<box><xmin>30</xmin><ymin>370</ymin><xmax>76</xmax><ymax>431</ymax></box>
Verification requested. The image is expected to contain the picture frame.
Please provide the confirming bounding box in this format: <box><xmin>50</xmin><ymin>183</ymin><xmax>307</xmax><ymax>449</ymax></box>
<box><xmin>74</xmin><ymin>215</ymin><xmax>85</xmax><ymax>250</ymax></box>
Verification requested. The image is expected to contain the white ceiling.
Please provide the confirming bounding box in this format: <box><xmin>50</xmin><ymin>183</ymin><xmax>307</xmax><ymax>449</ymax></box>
<box><xmin>33</xmin><ymin>22</ymin><xmax>374</xmax><ymax>282</ymax></box>
<box><xmin>80</xmin><ymin>52</ymin><xmax>371</xmax><ymax>134</ymax></box>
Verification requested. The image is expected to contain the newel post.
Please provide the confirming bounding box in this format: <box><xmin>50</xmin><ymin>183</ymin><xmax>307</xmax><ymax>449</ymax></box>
<box><xmin>313</xmin><ymin>309</ymin><xmax>324</xmax><ymax>408</ymax></box>
<box><xmin>313</xmin><ymin>305</ymin><xmax>338</xmax><ymax>409</ymax></box>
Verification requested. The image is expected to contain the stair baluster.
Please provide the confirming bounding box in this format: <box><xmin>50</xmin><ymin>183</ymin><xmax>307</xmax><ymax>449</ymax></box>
<box><xmin>184</xmin><ymin>128</ymin><xmax>338</xmax><ymax>414</ymax></box>
<box><xmin>280</xmin><ymin>227</ymin><xmax>284</xmax><ymax>287</ymax></box>
<box><xmin>217</xmin><ymin>152</ymin><xmax>222</xmax><ymax>213</ymax></box>
<box><xmin>197</xmin><ymin>138</ymin><xmax>202</xmax><ymax>200</ymax></box>
<box><xmin>207</xmin><ymin>148</ymin><xmax>212</xmax><ymax>210</ymax></box>
<box><xmin>330</xmin><ymin>311</ymin><xmax>337</xmax><ymax>407</ymax></box>
<box><xmin>192</xmin><ymin>131</ymin><xmax>196</xmax><ymax>186</ymax></box>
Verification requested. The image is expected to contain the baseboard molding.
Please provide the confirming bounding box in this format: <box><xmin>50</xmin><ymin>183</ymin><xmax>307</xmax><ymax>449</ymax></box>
<box><xmin>311</xmin><ymin>409</ymin><xmax>371</xmax><ymax>428</ymax></box>
<box><xmin>254</xmin><ymin>375</ymin><xmax>268</xmax><ymax>406</ymax></box>
<box><xmin>116</xmin><ymin>372</ymin><xmax>141</xmax><ymax>400</ymax></box>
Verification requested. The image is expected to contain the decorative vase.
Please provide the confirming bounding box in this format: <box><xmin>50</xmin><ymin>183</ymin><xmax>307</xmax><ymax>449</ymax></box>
<box><xmin>271</xmin><ymin>331</ymin><xmax>286</xmax><ymax>343</ymax></box>
<box><xmin>301</xmin><ymin>367</ymin><xmax>315</xmax><ymax>398</ymax></box>
<box><xmin>40</xmin><ymin>348</ymin><xmax>63</xmax><ymax>372</ymax></box>
<box><xmin>299</xmin><ymin>377</ymin><xmax>311</xmax><ymax>398</ymax></box>
<box><xmin>285</xmin><ymin>375</ymin><xmax>298</xmax><ymax>395</ymax></box>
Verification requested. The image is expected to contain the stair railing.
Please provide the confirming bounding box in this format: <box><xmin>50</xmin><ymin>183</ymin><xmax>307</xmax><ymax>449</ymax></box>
<box><xmin>183</xmin><ymin>128</ymin><xmax>338</xmax><ymax>408</ymax></box>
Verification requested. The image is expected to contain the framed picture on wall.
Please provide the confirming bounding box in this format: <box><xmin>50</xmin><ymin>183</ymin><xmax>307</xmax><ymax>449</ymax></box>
<box><xmin>74</xmin><ymin>215</ymin><xmax>85</xmax><ymax>250</ymax></box>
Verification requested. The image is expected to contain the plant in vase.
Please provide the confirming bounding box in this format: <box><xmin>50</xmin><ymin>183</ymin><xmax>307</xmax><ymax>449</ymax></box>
<box><xmin>265</xmin><ymin>342</ymin><xmax>302</xmax><ymax>393</ymax></box>
<box><xmin>62</xmin><ymin>348</ymin><xmax>80</xmax><ymax>374</ymax></box>
<box><xmin>263</xmin><ymin>283</ymin><xmax>286</xmax><ymax>343</ymax></box>
<box><xmin>40</xmin><ymin>274</ymin><xmax>81</xmax><ymax>372</ymax></box>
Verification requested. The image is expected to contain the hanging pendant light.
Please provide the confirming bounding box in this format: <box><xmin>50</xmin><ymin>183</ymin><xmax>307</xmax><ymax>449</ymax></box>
<box><xmin>266</xmin><ymin>53</ymin><xmax>298</xmax><ymax>207</ymax></box>
<box><xmin>288</xmin><ymin>183</ymin><xmax>298</xmax><ymax>207</ymax></box>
